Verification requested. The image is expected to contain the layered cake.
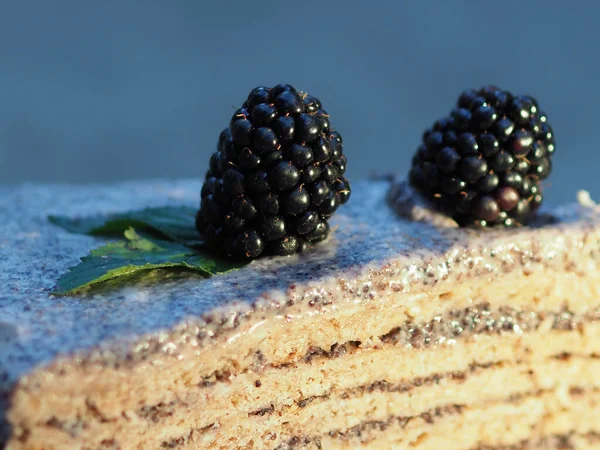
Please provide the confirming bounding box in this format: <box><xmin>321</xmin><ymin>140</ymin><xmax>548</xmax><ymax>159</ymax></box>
<box><xmin>2</xmin><ymin>177</ymin><xmax>600</xmax><ymax>449</ymax></box>
<box><xmin>3</xmin><ymin>84</ymin><xmax>596</xmax><ymax>449</ymax></box>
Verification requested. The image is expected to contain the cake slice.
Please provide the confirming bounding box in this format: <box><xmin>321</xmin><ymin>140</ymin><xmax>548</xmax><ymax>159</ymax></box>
<box><xmin>1</xmin><ymin>178</ymin><xmax>600</xmax><ymax>449</ymax></box>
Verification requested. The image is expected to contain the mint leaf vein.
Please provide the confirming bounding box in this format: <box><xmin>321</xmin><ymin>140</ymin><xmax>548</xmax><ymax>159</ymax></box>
<box><xmin>53</xmin><ymin>228</ymin><xmax>245</xmax><ymax>295</ymax></box>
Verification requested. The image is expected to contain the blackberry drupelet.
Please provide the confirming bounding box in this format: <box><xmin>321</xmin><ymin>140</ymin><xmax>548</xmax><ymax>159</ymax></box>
<box><xmin>197</xmin><ymin>83</ymin><xmax>351</xmax><ymax>259</ymax></box>
<box><xmin>410</xmin><ymin>85</ymin><xmax>555</xmax><ymax>227</ymax></box>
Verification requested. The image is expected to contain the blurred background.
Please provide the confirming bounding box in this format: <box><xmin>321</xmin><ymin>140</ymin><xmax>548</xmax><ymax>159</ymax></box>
<box><xmin>0</xmin><ymin>0</ymin><xmax>597</xmax><ymax>205</ymax></box>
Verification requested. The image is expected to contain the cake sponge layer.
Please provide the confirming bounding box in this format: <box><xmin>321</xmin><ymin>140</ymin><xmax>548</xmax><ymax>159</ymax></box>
<box><xmin>9</xmin><ymin>269</ymin><xmax>600</xmax><ymax>430</ymax></box>
<box><xmin>9</xmin><ymin>319</ymin><xmax>600</xmax><ymax>449</ymax></box>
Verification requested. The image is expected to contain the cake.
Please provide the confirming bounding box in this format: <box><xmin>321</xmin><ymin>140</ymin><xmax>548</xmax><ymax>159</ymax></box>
<box><xmin>1</xmin><ymin>177</ymin><xmax>600</xmax><ymax>449</ymax></box>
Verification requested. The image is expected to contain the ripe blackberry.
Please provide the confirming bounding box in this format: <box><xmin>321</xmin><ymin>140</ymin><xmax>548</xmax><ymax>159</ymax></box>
<box><xmin>197</xmin><ymin>84</ymin><xmax>350</xmax><ymax>259</ymax></box>
<box><xmin>410</xmin><ymin>85</ymin><xmax>555</xmax><ymax>227</ymax></box>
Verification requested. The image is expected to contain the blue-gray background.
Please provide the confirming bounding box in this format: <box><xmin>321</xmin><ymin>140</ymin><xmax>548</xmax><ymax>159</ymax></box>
<box><xmin>1</xmin><ymin>0</ymin><xmax>598</xmax><ymax>206</ymax></box>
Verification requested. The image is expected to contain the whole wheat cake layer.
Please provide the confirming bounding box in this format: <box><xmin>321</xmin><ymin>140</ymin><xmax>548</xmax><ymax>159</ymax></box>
<box><xmin>1</xmin><ymin>179</ymin><xmax>600</xmax><ymax>450</ymax></box>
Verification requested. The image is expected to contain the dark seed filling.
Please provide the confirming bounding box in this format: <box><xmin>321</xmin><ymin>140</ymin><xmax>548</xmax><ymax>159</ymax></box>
<box><xmin>139</xmin><ymin>400</ymin><xmax>178</xmax><ymax>423</ymax></box>
<box><xmin>277</xmin><ymin>393</ymin><xmax>597</xmax><ymax>449</ymax></box>
<box><xmin>250</xmin><ymin>357</ymin><xmax>596</xmax><ymax>421</ymax></box>
<box><xmin>249</xmin><ymin>405</ymin><xmax>275</xmax><ymax>417</ymax></box>
<box><xmin>275</xmin><ymin>404</ymin><xmax>465</xmax><ymax>449</ymax></box>
<box><xmin>379</xmin><ymin>302</ymin><xmax>596</xmax><ymax>349</ymax></box>
<box><xmin>256</xmin><ymin>361</ymin><xmax>503</xmax><ymax>418</ymax></box>
<box><xmin>193</xmin><ymin>303</ymin><xmax>599</xmax><ymax>393</ymax></box>
<box><xmin>301</xmin><ymin>303</ymin><xmax>595</xmax><ymax>359</ymax></box>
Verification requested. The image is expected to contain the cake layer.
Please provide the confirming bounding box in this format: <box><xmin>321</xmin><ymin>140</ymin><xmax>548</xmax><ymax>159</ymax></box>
<box><xmin>308</xmin><ymin>389</ymin><xmax>600</xmax><ymax>450</ymax></box>
<box><xmin>3</xmin><ymin>180</ymin><xmax>600</xmax><ymax>448</ymax></box>
<box><xmin>8</xmin><ymin>271</ymin><xmax>600</xmax><ymax>429</ymax></box>
<box><xmin>10</xmin><ymin>322</ymin><xmax>600</xmax><ymax>449</ymax></box>
<box><xmin>43</xmin><ymin>388</ymin><xmax>596</xmax><ymax>450</ymax></box>
<box><xmin>144</xmin><ymin>356</ymin><xmax>600</xmax><ymax>449</ymax></box>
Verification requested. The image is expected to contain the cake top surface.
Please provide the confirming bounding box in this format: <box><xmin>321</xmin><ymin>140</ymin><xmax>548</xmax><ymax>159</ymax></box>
<box><xmin>0</xmin><ymin>179</ymin><xmax>598</xmax><ymax>387</ymax></box>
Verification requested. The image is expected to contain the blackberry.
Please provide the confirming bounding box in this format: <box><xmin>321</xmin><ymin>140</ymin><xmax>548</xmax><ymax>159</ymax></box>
<box><xmin>410</xmin><ymin>85</ymin><xmax>555</xmax><ymax>227</ymax></box>
<box><xmin>197</xmin><ymin>84</ymin><xmax>350</xmax><ymax>259</ymax></box>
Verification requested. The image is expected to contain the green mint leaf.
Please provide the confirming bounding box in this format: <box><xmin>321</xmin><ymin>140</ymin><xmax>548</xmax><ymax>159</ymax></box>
<box><xmin>53</xmin><ymin>227</ymin><xmax>246</xmax><ymax>295</ymax></box>
<box><xmin>49</xmin><ymin>206</ymin><xmax>200</xmax><ymax>244</ymax></box>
